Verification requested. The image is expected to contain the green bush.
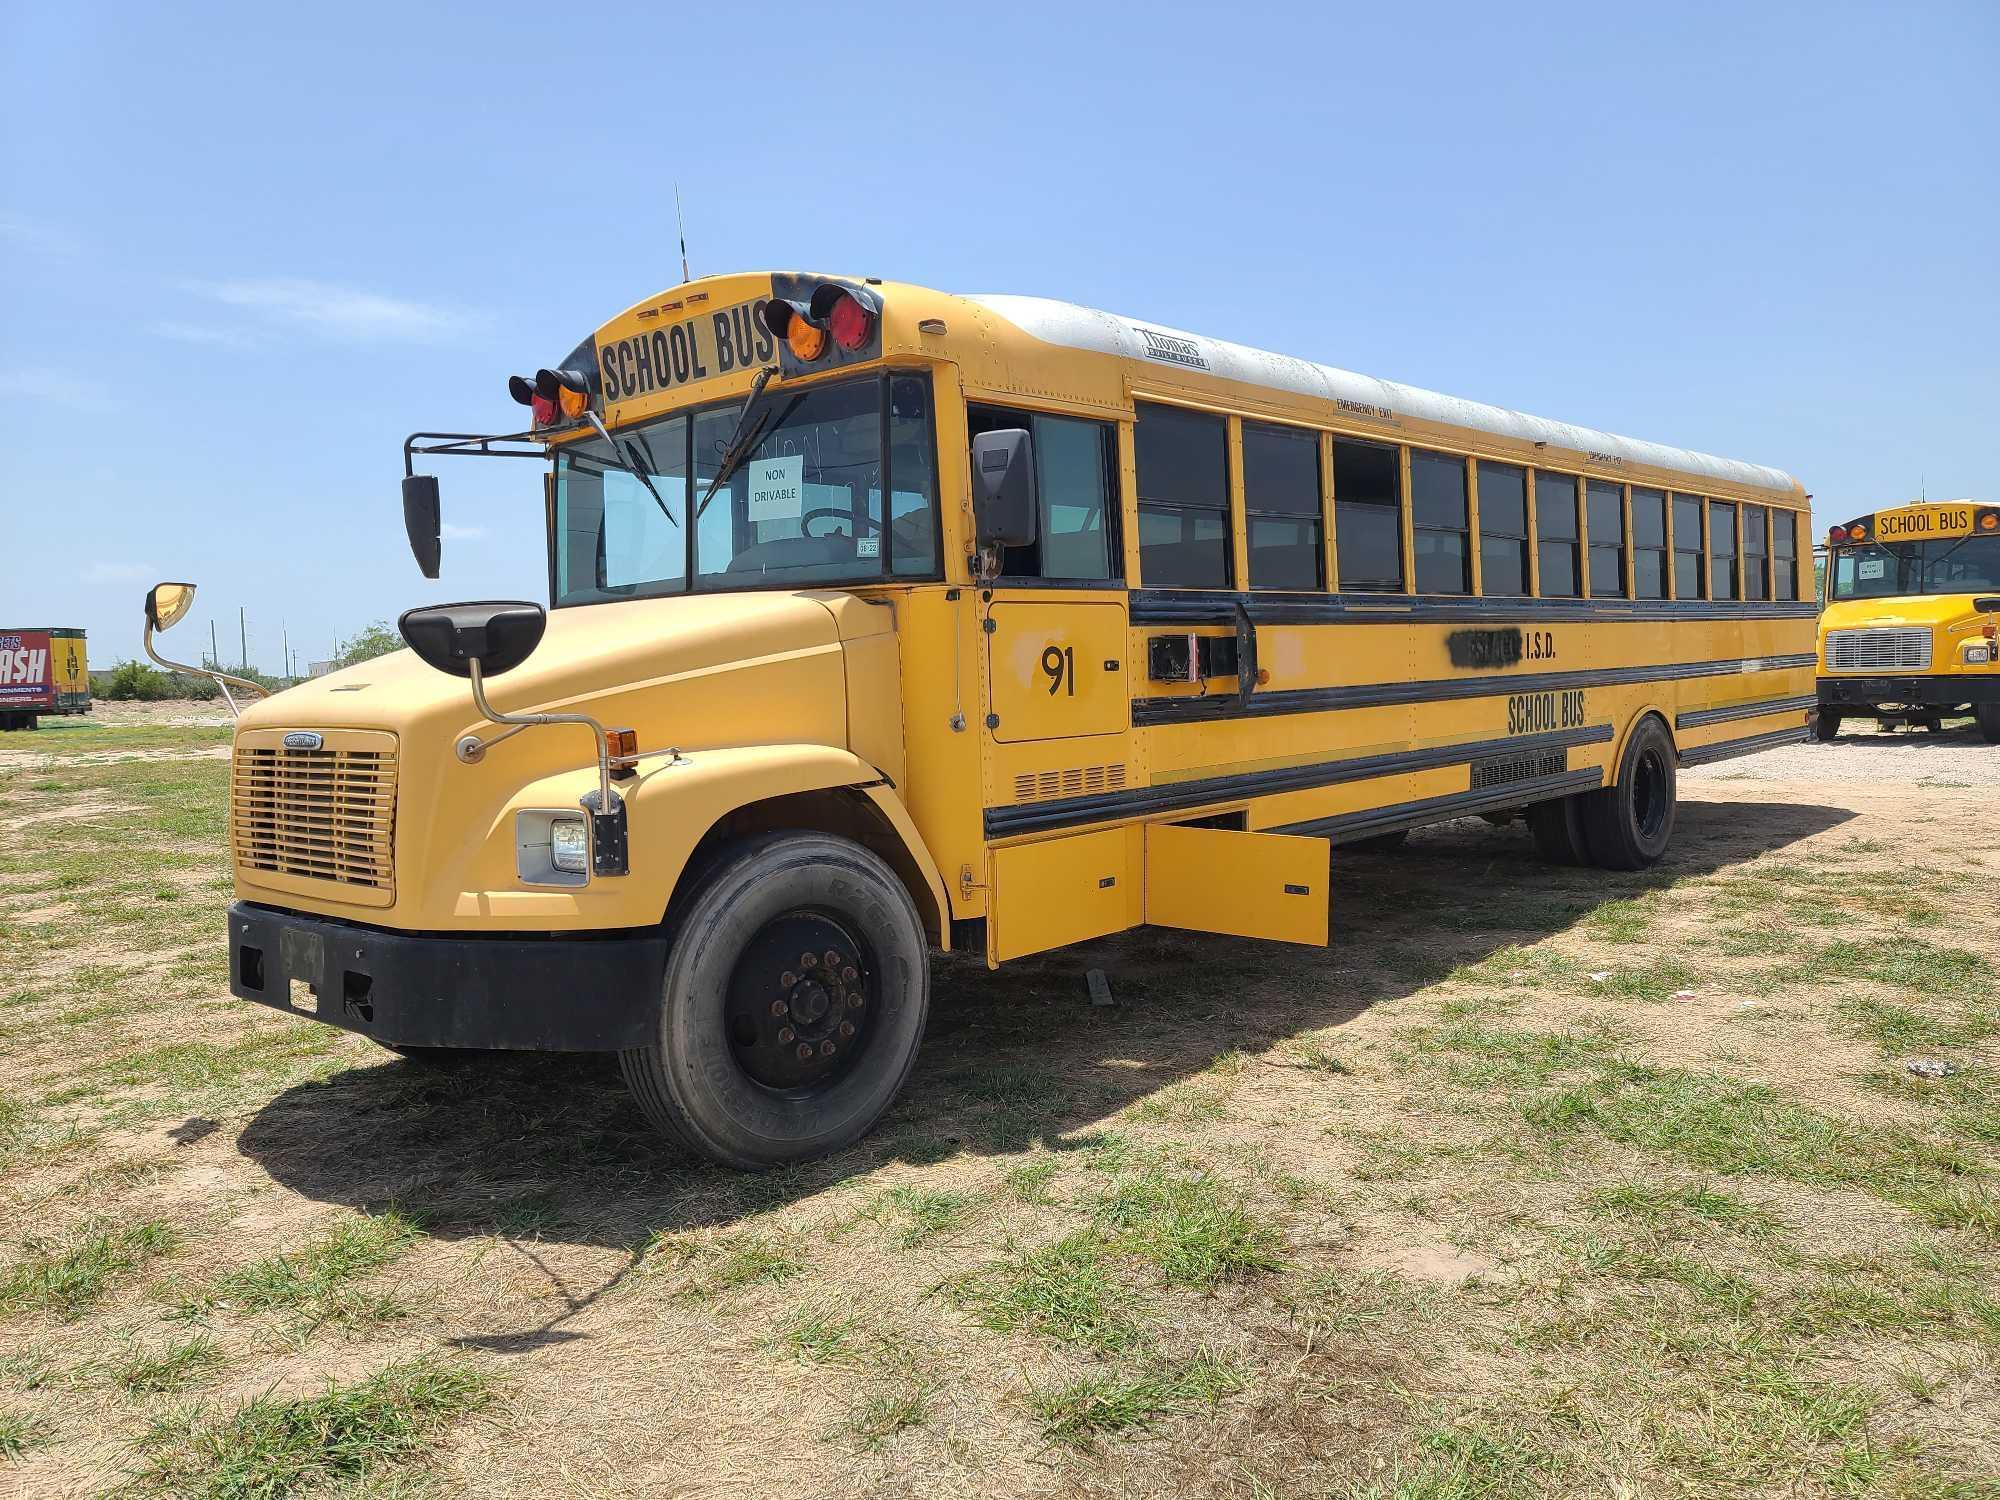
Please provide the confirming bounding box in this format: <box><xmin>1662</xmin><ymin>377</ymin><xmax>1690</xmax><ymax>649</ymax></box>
<box><xmin>92</xmin><ymin>662</ymin><xmax>222</xmax><ymax>701</ymax></box>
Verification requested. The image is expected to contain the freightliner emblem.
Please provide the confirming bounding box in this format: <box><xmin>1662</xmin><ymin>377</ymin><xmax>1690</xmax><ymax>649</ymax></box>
<box><xmin>282</xmin><ymin>731</ymin><xmax>324</xmax><ymax>750</ymax></box>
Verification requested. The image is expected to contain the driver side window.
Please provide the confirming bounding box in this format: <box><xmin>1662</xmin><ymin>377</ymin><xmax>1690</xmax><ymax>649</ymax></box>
<box><xmin>967</xmin><ymin>404</ymin><xmax>1119</xmax><ymax>581</ymax></box>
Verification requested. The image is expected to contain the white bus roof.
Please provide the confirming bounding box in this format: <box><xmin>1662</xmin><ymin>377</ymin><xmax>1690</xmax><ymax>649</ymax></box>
<box><xmin>969</xmin><ymin>294</ymin><xmax>1801</xmax><ymax>496</ymax></box>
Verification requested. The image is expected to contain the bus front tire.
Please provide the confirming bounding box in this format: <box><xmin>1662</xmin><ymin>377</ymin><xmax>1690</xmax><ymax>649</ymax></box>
<box><xmin>1580</xmin><ymin>717</ymin><xmax>1677</xmax><ymax>871</ymax></box>
<box><xmin>1526</xmin><ymin>796</ymin><xmax>1592</xmax><ymax>866</ymax></box>
<box><xmin>620</xmin><ymin>832</ymin><xmax>930</xmax><ymax>1170</ymax></box>
<box><xmin>1813</xmin><ymin>711</ymin><xmax>1842</xmax><ymax>742</ymax></box>
<box><xmin>1977</xmin><ymin>705</ymin><xmax>2000</xmax><ymax>744</ymax></box>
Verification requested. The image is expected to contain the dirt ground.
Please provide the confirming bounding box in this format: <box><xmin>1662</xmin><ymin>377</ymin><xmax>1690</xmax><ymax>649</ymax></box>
<box><xmin>0</xmin><ymin>718</ymin><xmax>1995</xmax><ymax>1498</ymax></box>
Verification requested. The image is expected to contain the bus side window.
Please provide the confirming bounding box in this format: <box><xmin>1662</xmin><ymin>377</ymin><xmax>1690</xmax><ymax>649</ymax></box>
<box><xmin>1135</xmin><ymin>403</ymin><xmax>1231</xmax><ymax>588</ymax></box>
<box><xmin>1243</xmin><ymin>421</ymin><xmax>1322</xmax><ymax>589</ymax></box>
<box><xmin>1671</xmin><ymin>494</ymin><xmax>1706</xmax><ymax>599</ymax></box>
<box><xmin>1773</xmin><ymin>511</ymin><xmax>1798</xmax><ymax>601</ymax></box>
<box><xmin>968</xmin><ymin>403</ymin><xmax>1118</xmax><ymax>581</ymax></box>
<box><xmin>1477</xmin><ymin>461</ymin><xmax>1529</xmax><ymax>596</ymax></box>
<box><xmin>1742</xmin><ymin>505</ymin><xmax>1768</xmax><ymax>600</ymax></box>
<box><xmin>1709</xmin><ymin>500</ymin><xmax>1739</xmax><ymax>600</ymax></box>
<box><xmin>1333</xmin><ymin>439</ymin><xmax>1404</xmax><ymax>593</ymax></box>
<box><xmin>1630</xmin><ymin>488</ymin><xmax>1667</xmax><ymax>599</ymax></box>
<box><xmin>1535</xmin><ymin>472</ymin><xmax>1580</xmax><ymax>598</ymax></box>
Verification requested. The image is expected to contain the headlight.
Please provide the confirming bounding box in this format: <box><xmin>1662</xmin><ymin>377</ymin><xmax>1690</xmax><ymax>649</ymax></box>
<box><xmin>549</xmin><ymin>817</ymin><xmax>590</xmax><ymax>873</ymax></box>
<box><xmin>1966</xmin><ymin>644</ymin><xmax>1993</xmax><ymax>665</ymax></box>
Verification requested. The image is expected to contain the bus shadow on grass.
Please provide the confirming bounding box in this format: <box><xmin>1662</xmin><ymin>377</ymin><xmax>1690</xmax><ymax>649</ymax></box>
<box><xmin>235</xmin><ymin>796</ymin><xmax>1852</xmax><ymax>1278</ymax></box>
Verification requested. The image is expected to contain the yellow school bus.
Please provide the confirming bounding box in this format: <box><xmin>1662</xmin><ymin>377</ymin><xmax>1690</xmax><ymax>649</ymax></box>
<box><xmin>145</xmin><ymin>272</ymin><xmax>1814</xmax><ymax>1167</ymax></box>
<box><xmin>1816</xmin><ymin>500</ymin><xmax>2000</xmax><ymax>740</ymax></box>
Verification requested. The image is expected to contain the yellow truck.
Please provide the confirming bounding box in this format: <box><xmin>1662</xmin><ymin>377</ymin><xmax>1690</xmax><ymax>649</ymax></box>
<box><xmin>1816</xmin><ymin>501</ymin><xmax>2000</xmax><ymax>741</ymax></box>
<box><xmin>147</xmin><ymin>271</ymin><xmax>1812</xmax><ymax>1167</ymax></box>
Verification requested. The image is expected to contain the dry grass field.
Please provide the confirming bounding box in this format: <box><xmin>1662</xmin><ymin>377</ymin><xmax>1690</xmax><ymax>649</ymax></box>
<box><xmin>1</xmin><ymin>709</ymin><xmax>1996</xmax><ymax>1498</ymax></box>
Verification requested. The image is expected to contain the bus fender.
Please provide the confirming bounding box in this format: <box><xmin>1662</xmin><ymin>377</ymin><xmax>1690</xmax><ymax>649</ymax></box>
<box><xmin>1608</xmin><ymin>706</ymin><xmax>1676</xmax><ymax>781</ymax></box>
<box><xmin>623</xmin><ymin>742</ymin><xmax>952</xmax><ymax>949</ymax></box>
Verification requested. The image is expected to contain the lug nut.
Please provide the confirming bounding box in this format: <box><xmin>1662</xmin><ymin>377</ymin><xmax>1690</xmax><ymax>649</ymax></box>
<box><xmin>801</xmin><ymin>953</ymin><xmax>818</xmax><ymax>969</ymax></box>
<box><xmin>849</xmin><ymin>995</ymin><xmax>865</xmax><ymax>1010</ymax></box>
<box><xmin>770</xmin><ymin>999</ymin><xmax>789</xmax><ymax>1017</ymax></box>
<box><xmin>820</xmin><ymin>1040</ymin><xmax>836</xmax><ymax>1057</ymax></box>
<box><xmin>842</xmin><ymin>966</ymin><xmax>857</xmax><ymax>982</ymax></box>
<box><xmin>778</xmin><ymin>1026</ymin><xmax>794</xmax><ymax>1043</ymax></box>
<box><xmin>839</xmin><ymin>1021</ymin><xmax>855</xmax><ymax>1038</ymax></box>
<box><xmin>781</xmin><ymin>971</ymin><xmax>796</xmax><ymax>988</ymax></box>
<box><xmin>796</xmin><ymin>1043</ymin><xmax>813</xmax><ymax>1060</ymax></box>
<box><xmin>824</xmin><ymin>950</ymin><xmax>840</xmax><ymax>968</ymax></box>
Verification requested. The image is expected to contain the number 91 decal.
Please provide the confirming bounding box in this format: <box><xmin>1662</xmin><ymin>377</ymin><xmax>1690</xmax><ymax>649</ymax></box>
<box><xmin>1041</xmin><ymin>645</ymin><xmax>1076</xmax><ymax>696</ymax></box>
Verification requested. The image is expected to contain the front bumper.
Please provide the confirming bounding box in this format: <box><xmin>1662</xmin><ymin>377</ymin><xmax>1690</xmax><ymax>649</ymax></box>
<box><xmin>1818</xmin><ymin>675</ymin><xmax>2000</xmax><ymax>708</ymax></box>
<box><xmin>227</xmin><ymin>901</ymin><xmax>666</xmax><ymax>1051</ymax></box>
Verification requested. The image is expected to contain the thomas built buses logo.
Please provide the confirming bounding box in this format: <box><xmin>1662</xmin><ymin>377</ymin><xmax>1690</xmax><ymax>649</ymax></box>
<box><xmin>1135</xmin><ymin>327</ymin><xmax>1209</xmax><ymax>370</ymax></box>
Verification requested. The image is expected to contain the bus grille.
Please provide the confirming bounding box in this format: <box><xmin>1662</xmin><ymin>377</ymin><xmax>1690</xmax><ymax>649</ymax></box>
<box><xmin>1825</xmin><ymin>627</ymin><xmax>1931</xmax><ymax>672</ymax></box>
<box><xmin>231</xmin><ymin>730</ymin><xmax>397</xmax><ymax>904</ymax></box>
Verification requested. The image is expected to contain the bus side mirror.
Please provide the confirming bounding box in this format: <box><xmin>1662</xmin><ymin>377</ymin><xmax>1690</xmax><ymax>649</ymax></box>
<box><xmin>970</xmin><ymin>429</ymin><xmax>1038</xmax><ymax>550</ymax></box>
<box><xmin>145</xmin><ymin>582</ymin><xmax>196</xmax><ymax>633</ymax></box>
<box><xmin>397</xmin><ymin>601</ymin><xmax>545</xmax><ymax>679</ymax></box>
<box><xmin>402</xmin><ymin>475</ymin><xmax>442</xmax><ymax>580</ymax></box>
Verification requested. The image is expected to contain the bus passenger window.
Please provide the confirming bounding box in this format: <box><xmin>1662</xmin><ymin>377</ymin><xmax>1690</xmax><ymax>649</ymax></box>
<box><xmin>1410</xmin><ymin>450</ymin><xmax>1470</xmax><ymax>594</ymax></box>
<box><xmin>1136</xmin><ymin>403</ymin><xmax>1230</xmax><ymax>588</ymax></box>
<box><xmin>1672</xmin><ymin>494</ymin><xmax>1706</xmax><ymax>598</ymax></box>
<box><xmin>1477</xmin><ymin>461</ymin><xmax>1529</xmax><ymax>596</ymax></box>
<box><xmin>1709</xmin><ymin>500</ymin><xmax>1739</xmax><ymax>600</ymax></box>
<box><xmin>1587</xmin><ymin>481</ymin><xmax>1627</xmax><ymax>598</ymax></box>
<box><xmin>1773</xmin><ymin>510</ymin><xmax>1798</xmax><ymax>601</ymax></box>
<box><xmin>1242</xmin><ymin>422</ymin><xmax>1322</xmax><ymax>589</ymax></box>
<box><xmin>1333</xmin><ymin>440</ymin><xmax>1403</xmax><ymax>592</ymax></box>
<box><xmin>1742</xmin><ymin>505</ymin><xmax>1767</xmax><ymax>600</ymax></box>
<box><xmin>1535</xmin><ymin>472</ymin><xmax>1579</xmax><ymax>597</ymax></box>
<box><xmin>1632</xmin><ymin>488</ymin><xmax>1668</xmax><ymax>600</ymax></box>
<box><xmin>968</xmin><ymin>403</ymin><xmax>1117</xmax><ymax>581</ymax></box>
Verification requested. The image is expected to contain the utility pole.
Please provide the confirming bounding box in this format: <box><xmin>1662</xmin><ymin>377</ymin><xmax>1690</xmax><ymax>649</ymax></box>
<box><xmin>282</xmin><ymin>623</ymin><xmax>290</xmax><ymax>682</ymax></box>
<box><xmin>239</xmin><ymin>607</ymin><xmax>248</xmax><ymax>675</ymax></box>
<box><xmin>209</xmin><ymin>620</ymin><xmax>220</xmax><ymax>672</ymax></box>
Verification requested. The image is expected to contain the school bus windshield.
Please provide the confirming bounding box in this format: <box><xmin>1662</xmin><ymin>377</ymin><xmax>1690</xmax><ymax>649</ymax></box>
<box><xmin>552</xmin><ymin>370</ymin><xmax>940</xmax><ymax>604</ymax></box>
<box><xmin>1830</xmin><ymin>535</ymin><xmax>2000</xmax><ymax>600</ymax></box>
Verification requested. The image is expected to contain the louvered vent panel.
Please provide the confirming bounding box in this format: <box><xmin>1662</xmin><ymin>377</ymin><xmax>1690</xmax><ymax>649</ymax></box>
<box><xmin>1012</xmin><ymin>764</ymin><xmax>1128</xmax><ymax>803</ymax></box>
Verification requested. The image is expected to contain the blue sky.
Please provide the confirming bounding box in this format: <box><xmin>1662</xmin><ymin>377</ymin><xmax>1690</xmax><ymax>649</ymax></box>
<box><xmin>3</xmin><ymin>1</ymin><xmax>1994</xmax><ymax>669</ymax></box>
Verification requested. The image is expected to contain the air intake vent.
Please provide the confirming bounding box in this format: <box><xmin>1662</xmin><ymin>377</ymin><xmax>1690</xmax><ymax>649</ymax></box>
<box><xmin>1013</xmin><ymin>764</ymin><xmax>1128</xmax><ymax>803</ymax></box>
<box><xmin>1470</xmin><ymin>750</ymin><xmax>1567</xmax><ymax>790</ymax></box>
<box><xmin>1825</xmin><ymin>627</ymin><xmax>1931</xmax><ymax>672</ymax></box>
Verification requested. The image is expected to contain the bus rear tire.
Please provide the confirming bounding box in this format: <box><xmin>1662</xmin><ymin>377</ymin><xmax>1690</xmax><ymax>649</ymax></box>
<box><xmin>620</xmin><ymin>832</ymin><xmax>930</xmax><ymax>1170</ymax></box>
<box><xmin>1580</xmin><ymin>717</ymin><xmax>1677</xmax><ymax>871</ymax></box>
<box><xmin>1977</xmin><ymin>705</ymin><xmax>2000</xmax><ymax>744</ymax></box>
<box><xmin>1525</xmin><ymin>795</ymin><xmax>1592</xmax><ymax>866</ymax></box>
<box><xmin>1813</xmin><ymin>711</ymin><xmax>1842</xmax><ymax>742</ymax></box>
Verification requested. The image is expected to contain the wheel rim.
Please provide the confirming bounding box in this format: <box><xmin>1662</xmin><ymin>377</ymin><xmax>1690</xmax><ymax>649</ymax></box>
<box><xmin>1632</xmin><ymin>745</ymin><xmax>1670</xmax><ymax>841</ymax></box>
<box><xmin>723</xmin><ymin>910</ymin><xmax>877</xmax><ymax>1095</ymax></box>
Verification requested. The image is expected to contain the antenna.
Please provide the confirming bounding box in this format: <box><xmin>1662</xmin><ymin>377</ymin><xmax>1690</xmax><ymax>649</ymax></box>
<box><xmin>674</xmin><ymin>183</ymin><xmax>691</xmax><ymax>284</ymax></box>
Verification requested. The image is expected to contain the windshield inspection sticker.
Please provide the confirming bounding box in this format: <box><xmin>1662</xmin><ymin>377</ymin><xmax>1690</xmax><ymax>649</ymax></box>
<box><xmin>747</xmin><ymin>455</ymin><xmax>804</xmax><ymax>522</ymax></box>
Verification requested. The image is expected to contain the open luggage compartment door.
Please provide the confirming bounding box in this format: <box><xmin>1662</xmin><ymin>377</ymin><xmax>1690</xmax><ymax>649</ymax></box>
<box><xmin>1143</xmin><ymin>824</ymin><xmax>1329</xmax><ymax>947</ymax></box>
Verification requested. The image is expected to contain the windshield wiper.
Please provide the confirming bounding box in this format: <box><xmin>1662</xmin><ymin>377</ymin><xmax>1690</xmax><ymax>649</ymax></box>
<box><xmin>582</xmin><ymin>411</ymin><xmax>678</xmax><ymax>528</ymax></box>
<box><xmin>695</xmin><ymin>365</ymin><xmax>781</xmax><ymax>521</ymax></box>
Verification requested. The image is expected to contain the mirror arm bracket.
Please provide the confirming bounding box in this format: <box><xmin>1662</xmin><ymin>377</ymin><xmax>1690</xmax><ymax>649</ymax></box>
<box><xmin>143</xmin><ymin>625</ymin><xmax>269</xmax><ymax>721</ymax></box>
<box><xmin>464</xmin><ymin>660</ymin><xmax>621</xmax><ymax>865</ymax></box>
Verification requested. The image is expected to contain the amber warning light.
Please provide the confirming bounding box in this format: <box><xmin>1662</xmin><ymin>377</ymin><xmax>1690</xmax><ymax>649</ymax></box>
<box><xmin>508</xmin><ymin>367</ymin><xmax>591</xmax><ymax>428</ymax></box>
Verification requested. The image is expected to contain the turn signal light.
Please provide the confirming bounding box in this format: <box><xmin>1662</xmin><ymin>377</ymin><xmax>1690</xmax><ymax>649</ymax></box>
<box><xmin>607</xmin><ymin>727</ymin><xmax>638</xmax><ymax>759</ymax></box>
